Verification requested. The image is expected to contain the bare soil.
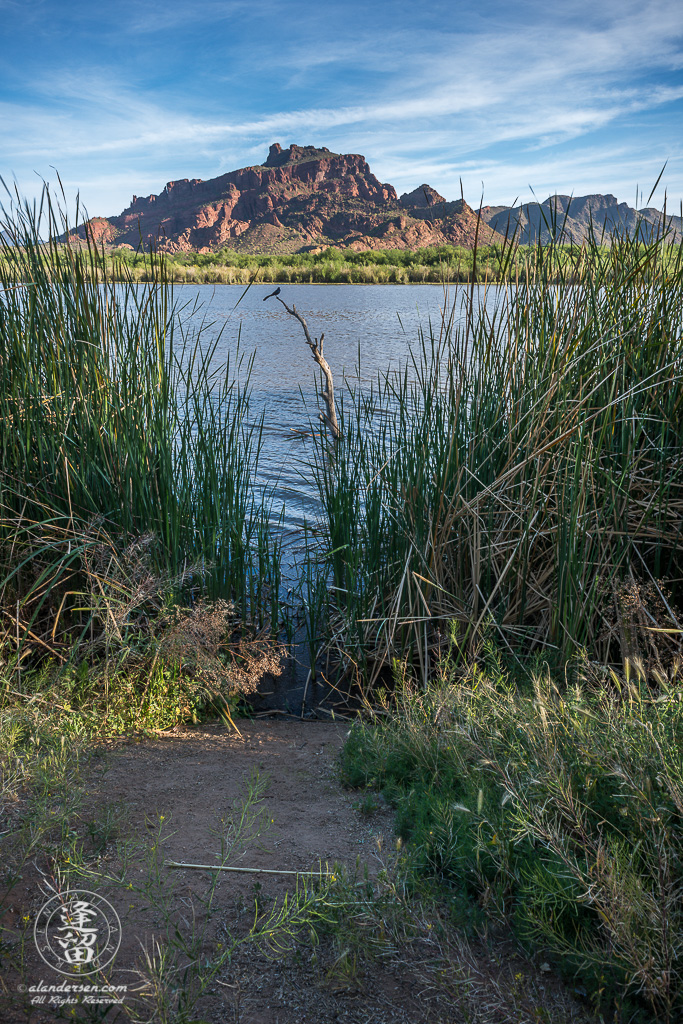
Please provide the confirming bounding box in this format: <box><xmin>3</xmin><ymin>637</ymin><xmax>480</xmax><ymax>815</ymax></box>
<box><xmin>2</xmin><ymin>719</ymin><xmax>592</xmax><ymax>1024</ymax></box>
<box><xmin>99</xmin><ymin>719</ymin><xmax>388</xmax><ymax>886</ymax></box>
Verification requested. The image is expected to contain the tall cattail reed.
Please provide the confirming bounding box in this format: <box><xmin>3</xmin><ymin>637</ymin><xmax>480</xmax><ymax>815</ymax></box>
<box><xmin>0</xmin><ymin>184</ymin><xmax>280</xmax><ymax>659</ymax></box>
<box><xmin>312</xmin><ymin>218</ymin><xmax>683</xmax><ymax>682</ymax></box>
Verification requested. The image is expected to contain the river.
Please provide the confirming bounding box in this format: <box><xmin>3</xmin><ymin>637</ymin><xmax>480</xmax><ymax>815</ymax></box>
<box><xmin>172</xmin><ymin>282</ymin><xmax>497</xmax><ymax>711</ymax></box>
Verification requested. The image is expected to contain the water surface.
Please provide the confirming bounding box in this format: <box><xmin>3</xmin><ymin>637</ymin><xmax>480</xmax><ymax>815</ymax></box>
<box><xmin>174</xmin><ymin>283</ymin><xmax>476</xmax><ymax>540</ymax></box>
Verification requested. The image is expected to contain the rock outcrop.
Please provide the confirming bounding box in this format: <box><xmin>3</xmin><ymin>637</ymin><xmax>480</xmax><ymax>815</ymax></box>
<box><xmin>74</xmin><ymin>144</ymin><xmax>503</xmax><ymax>254</ymax></box>
<box><xmin>399</xmin><ymin>184</ymin><xmax>447</xmax><ymax>209</ymax></box>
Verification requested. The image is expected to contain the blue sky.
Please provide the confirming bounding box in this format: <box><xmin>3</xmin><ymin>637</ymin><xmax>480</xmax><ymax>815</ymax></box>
<box><xmin>1</xmin><ymin>0</ymin><xmax>682</xmax><ymax>217</ymax></box>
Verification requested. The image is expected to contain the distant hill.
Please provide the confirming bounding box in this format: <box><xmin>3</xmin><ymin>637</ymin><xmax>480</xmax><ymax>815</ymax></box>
<box><xmin>70</xmin><ymin>144</ymin><xmax>681</xmax><ymax>254</ymax></box>
<box><xmin>479</xmin><ymin>194</ymin><xmax>682</xmax><ymax>245</ymax></box>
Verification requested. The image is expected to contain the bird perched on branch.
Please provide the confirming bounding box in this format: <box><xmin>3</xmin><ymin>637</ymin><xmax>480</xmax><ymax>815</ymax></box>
<box><xmin>263</xmin><ymin>287</ymin><xmax>281</xmax><ymax>301</ymax></box>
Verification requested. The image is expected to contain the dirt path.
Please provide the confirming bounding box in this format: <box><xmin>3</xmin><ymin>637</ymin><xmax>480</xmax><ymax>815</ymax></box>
<box><xmin>95</xmin><ymin>720</ymin><xmax>435</xmax><ymax>1022</ymax></box>
<box><xmin>99</xmin><ymin>720</ymin><xmax>391</xmax><ymax>892</ymax></box>
<box><xmin>3</xmin><ymin>719</ymin><xmax>591</xmax><ymax>1024</ymax></box>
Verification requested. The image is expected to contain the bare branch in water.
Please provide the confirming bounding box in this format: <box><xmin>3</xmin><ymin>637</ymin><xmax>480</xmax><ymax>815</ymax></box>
<box><xmin>270</xmin><ymin>294</ymin><xmax>341</xmax><ymax>440</ymax></box>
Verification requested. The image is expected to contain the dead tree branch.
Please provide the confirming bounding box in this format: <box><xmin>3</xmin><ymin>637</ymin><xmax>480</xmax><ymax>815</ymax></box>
<box><xmin>272</xmin><ymin>295</ymin><xmax>341</xmax><ymax>439</ymax></box>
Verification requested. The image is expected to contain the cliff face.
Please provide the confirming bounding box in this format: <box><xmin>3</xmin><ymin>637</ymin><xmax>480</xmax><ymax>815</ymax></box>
<box><xmin>77</xmin><ymin>143</ymin><xmax>503</xmax><ymax>253</ymax></box>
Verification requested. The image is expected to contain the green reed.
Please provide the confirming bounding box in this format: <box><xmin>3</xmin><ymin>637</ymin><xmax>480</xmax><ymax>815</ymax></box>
<box><xmin>312</xmin><ymin>219</ymin><xmax>683</xmax><ymax>681</ymax></box>
<box><xmin>0</xmin><ymin>183</ymin><xmax>280</xmax><ymax>657</ymax></box>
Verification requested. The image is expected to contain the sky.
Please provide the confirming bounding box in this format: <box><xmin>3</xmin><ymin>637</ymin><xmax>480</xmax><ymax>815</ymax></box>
<box><xmin>1</xmin><ymin>0</ymin><xmax>682</xmax><ymax>218</ymax></box>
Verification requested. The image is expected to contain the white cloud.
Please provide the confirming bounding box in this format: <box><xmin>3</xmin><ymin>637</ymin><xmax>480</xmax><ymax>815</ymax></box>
<box><xmin>1</xmin><ymin>0</ymin><xmax>682</xmax><ymax>211</ymax></box>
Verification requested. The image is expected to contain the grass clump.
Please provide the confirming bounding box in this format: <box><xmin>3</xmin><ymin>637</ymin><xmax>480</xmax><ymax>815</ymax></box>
<box><xmin>341</xmin><ymin>635</ymin><xmax>683</xmax><ymax>1021</ymax></box>
<box><xmin>312</xmin><ymin>220</ymin><xmax>683</xmax><ymax>683</ymax></box>
<box><xmin>0</xmin><ymin>699</ymin><xmax>86</xmax><ymax>893</ymax></box>
<box><xmin>0</xmin><ymin>183</ymin><xmax>283</xmax><ymax>714</ymax></box>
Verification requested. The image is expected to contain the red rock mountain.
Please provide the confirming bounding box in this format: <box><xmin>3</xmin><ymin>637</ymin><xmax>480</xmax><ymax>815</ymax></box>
<box><xmin>78</xmin><ymin>143</ymin><xmax>503</xmax><ymax>254</ymax></box>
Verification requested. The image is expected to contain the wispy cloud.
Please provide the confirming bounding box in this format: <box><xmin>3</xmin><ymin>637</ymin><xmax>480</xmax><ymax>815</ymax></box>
<box><xmin>120</xmin><ymin>0</ymin><xmax>257</xmax><ymax>34</ymax></box>
<box><xmin>1</xmin><ymin>0</ymin><xmax>682</xmax><ymax>212</ymax></box>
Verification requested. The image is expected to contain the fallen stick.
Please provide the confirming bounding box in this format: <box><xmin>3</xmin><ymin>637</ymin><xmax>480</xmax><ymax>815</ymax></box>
<box><xmin>165</xmin><ymin>860</ymin><xmax>328</xmax><ymax>877</ymax></box>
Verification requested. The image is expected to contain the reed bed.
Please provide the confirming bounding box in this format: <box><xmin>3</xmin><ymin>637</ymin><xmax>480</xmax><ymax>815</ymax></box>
<box><xmin>92</xmin><ymin>259</ymin><xmax>467</xmax><ymax>286</ymax></box>
<box><xmin>0</xmin><ymin>185</ymin><xmax>281</xmax><ymax>672</ymax></box>
<box><xmin>312</xmin><ymin>223</ymin><xmax>683</xmax><ymax>682</ymax></box>
<box><xmin>2</xmin><ymin>186</ymin><xmax>682</xmax><ymax>690</ymax></box>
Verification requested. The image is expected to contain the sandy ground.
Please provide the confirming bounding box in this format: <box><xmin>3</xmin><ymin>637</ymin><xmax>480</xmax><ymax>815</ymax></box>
<box><xmin>99</xmin><ymin>720</ymin><xmax>390</xmax><ymax>889</ymax></box>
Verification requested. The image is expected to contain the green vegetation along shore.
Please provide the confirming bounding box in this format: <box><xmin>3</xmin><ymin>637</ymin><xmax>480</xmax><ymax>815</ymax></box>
<box><xmin>2</xmin><ymin>189</ymin><xmax>683</xmax><ymax>1021</ymax></box>
<box><xmin>6</xmin><ymin>237</ymin><xmax>683</xmax><ymax>285</ymax></box>
<box><xmin>112</xmin><ymin>243</ymin><xmax>538</xmax><ymax>284</ymax></box>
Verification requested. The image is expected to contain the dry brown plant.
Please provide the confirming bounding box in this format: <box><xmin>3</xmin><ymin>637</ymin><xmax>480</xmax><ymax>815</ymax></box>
<box><xmin>598</xmin><ymin>573</ymin><xmax>683</xmax><ymax>682</ymax></box>
<box><xmin>154</xmin><ymin>598</ymin><xmax>286</xmax><ymax>698</ymax></box>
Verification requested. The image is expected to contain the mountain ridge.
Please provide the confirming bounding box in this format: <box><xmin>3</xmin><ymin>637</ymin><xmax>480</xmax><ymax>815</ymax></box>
<box><xmin>73</xmin><ymin>144</ymin><xmax>682</xmax><ymax>253</ymax></box>
<box><xmin>481</xmin><ymin>193</ymin><xmax>682</xmax><ymax>244</ymax></box>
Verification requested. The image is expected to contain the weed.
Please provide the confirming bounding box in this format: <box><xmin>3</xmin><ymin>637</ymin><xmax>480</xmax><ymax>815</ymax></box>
<box><xmin>351</xmin><ymin>790</ymin><xmax>382</xmax><ymax>816</ymax></box>
<box><xmin>341</xmin><ymin>638</ymin><xmax>683</xmax><ymax>1021</ymax></box>
<box><xmin>309</xmin><ymin>219</ymin><xmax>683</xmax><ymax>683</ymax></box>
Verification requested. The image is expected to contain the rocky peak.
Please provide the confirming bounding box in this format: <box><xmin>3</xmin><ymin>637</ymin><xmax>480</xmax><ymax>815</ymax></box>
<box><xmin>75</xmin><ymin>143</ymin><xmax>507</xmax><ymax>253</ymax></box>
<box><xmin>264</xmin><ymin>142</ymin><xmax>335</xmax><ymax>167</ymax></box>
<box><xmin>399</xmin><ymin>184</ymin><xmax>447</xmax><ymax>209</ymax></box>
<box><xmin>265</xmin><ymin>142</ymin><xmax>283</xmax><ymax>166</ymax></box>
<box><xmin>162</xmin><ymin>177</ymin><xmax>203</xmax><ymax>194</ymax></box>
